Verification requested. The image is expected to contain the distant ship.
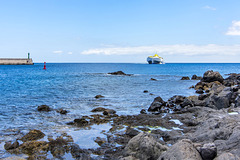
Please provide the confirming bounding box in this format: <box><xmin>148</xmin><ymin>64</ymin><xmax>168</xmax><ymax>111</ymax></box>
<box><xmin>147</xmin><ymin>54</ymin><xmax>164</xmax><ymax>64</ymax></box>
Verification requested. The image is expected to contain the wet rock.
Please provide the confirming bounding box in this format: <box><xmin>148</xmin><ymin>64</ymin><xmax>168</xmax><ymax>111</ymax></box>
<box><xmin>192</xmin><ymin>75</ymin><xmax>202</xmax><ymax>80</ymax></box>
<box><xmin>37</xmin><ymin>105</ymin><xmax>51</xmax><ymax>112</ymax></box>
<box><xmin>125</xmin><ymin>127</ymin><xmax>140</xmax><ymax>138</ymax></box>
<box><xmin>148</xmin><ymin>96</ymin><xmax>166</xmax><ymax>112</ymax></box>
<box><xmin>123</xmin><ymin>132</ymin><xmax>168</xmax><ymax>160</ymax></box>
<box><xmin>103</xmin><ymin>109</ymin><xmax>116</xmax><ymax>115</ymax></box>
<box><xmin>95</xmin><ymin>95</ymin><xmax>104</xmax><ymax>99</ymax></box>
<box><xmin>91</xmin><ymin>107</ymin><xmax>107</xmax><ymax>112</ymax></box>
<box><xmin>20</xmin><ymin>129</ymin><xmax>45</xmax><ymax>142</ymax></box>
<box><xmin>48</xmin><ymin>137</ymin><xmax>68</xmax><ymax>158</ymax></box>
<box><xmin>199</xmin><ymin>143</ymin><xmax>217</xmax><ymax>160</ymax></box>
<box><xmin>196</xmin><ymin>88</ymin><xmax>204</xmax><ymax>94</ymax></box>
<box><xmin>108</xmin><ymin>71</ymin><xmax>132</xmax><ymax>76</ymax></box>
<box><xmin>19</xmin><ymin>141</ymin><xmax>49</xmax><ymax>155</ymax></box>
<box><xmin>143</xmin><ymin>90</ymin><xmax>148</xmax><ymax>93</ymax></box>
<box><xmin>215</xmin><ymin>152</ymin><xmax>240</xmax><ymax>160</ymax></box>
<box><xmin>4</xmin><ymin>140</ymin><xmax>19</xmax><ymax>150</ymax></box>
<box><xmin>57</xmin><ymin>109</ymin><xmax>68</xmax><ymax>114</ymax></box>
<box><xmin>73</xmin><ymin>118</ymin><xmax>89</xmax><ymax>127</ymax></box>
<box><xmin>181</xmin><ymin>76</ymin><xmax>190</xmax><ymax>80</ymax></box>
<box><xmin>202</xmin><ymin>70</ymin><xmax>224</xmax><ymax>83</ymax></box>
<box><xmin>158</xmin><ymin>139</ymin><xmax>202</xmax><ymax>160</ymax></box>
<box><xmin>70</xmin><ymin>144</ymin><xmax>91</xmax><ymax>160</ymax></box>
<box><xmin>94</xmin><ymin>137</ymin><xmax>107</xmax><ymax>146</ymax></box>
<box><xmin>150</xmin><ymin>78</ymin><xmax>157</xmax><ymax>81</ymax></box>
<box><xmin>140</xmin><ymin>109</ymin><xmax>147</xmax><ymax>114</ymax></box>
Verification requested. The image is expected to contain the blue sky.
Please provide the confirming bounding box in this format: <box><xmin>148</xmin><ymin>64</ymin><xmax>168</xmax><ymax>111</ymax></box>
<box><xmin>0</xmin><ymin>0</ymin><xmax>240</xmax><ymax>63</ymax></box>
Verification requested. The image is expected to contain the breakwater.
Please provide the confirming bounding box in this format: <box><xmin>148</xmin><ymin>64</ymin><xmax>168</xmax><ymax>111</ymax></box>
<box><xmin>0</xmin><ymin>58</ymin><xmax>33</xmax><ymax>65</ymax></box>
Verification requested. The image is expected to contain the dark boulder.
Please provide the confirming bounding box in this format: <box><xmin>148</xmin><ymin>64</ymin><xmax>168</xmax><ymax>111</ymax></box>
<box><xmin>196</xmin><ymin>89</ymin><xmax>204</xmax><ymax>94</ymax></box>
<box><xmin>37</xmin><ymin>105</ymin><xmax>51</xmax><ymax>112</ymax></box>
<box><xmin>181</xmin><ymin>76</ymin><xmax>190</xmax><ymax>80</ymax></box>
<box><xmin>143</xmin><ymin>90</ymin><xmax>148</xmax><ymax>93</ymax></box>
<box><xmin>192</xmin><ymin>75</ymin><xmax>202</xmax><ymax>80</ymax></box>
<box><xmin>199</xmin><ymin>143</ymin><xmax>217</xmax><ymax>160</ymax></box>
<box><xmin>148</xmin><ymin>96</ymin><xmax>166</xmax><ymax>112</ymax></box>
<box><xmin>202</xmin><ymin>70</ymin><xmax>224</xmax><ymax>83</ymax></box>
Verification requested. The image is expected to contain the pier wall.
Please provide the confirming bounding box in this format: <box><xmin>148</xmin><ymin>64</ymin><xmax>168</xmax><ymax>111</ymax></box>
<box><xmin>0</xmin><ymin>58</ymin><xmax>33</xmax><ymax>65</ymax></box>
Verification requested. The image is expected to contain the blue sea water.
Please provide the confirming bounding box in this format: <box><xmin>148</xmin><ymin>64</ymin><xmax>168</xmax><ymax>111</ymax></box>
<box><xmin>0</xmin><ymin>63</ymin><xmax>240</xmax><ymax>157</ymax></box>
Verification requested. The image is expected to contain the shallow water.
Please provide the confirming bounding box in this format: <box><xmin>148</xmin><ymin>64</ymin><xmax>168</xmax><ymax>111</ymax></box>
<box><xmin>0</xmin><ymin>63</ymin><xmax>240</xmax><ymax>158</ymax></box>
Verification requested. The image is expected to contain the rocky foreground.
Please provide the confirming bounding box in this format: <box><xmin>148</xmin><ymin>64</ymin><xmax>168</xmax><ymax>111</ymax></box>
<box><xmin>3</xmin><ymin>70</ymin><xmax>240</xmax><ymax>160</ymax></box>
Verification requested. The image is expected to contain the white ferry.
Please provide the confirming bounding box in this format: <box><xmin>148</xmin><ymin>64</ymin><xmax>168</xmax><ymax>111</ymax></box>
<box><xmin>147</xmin><ymin>54</ymin><xmax>164</xmax><ymax>64</ymax></box>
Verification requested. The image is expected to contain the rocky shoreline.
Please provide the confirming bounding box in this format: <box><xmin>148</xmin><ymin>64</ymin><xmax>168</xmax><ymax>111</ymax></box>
<box><xmin>2</xmin><ymin>70</ymin><xmax>240</xmax><ymax>160</ymax></box>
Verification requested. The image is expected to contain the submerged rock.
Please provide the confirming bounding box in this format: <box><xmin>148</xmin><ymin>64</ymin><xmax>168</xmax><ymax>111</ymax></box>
<box><xmin>103</xmin><ymin>109</ymin><xmax>116</xmax><ymax>115</ymax></box>
<box><xmin>91</xmin><ymin>107</ymin><xmax>107</xmax><ymax>112</ymax></box>
<box><xmin>57</xmin><ymin>109</ymin><xmax>68</xmax><ymax>114</ymax></box>
<box><xmin>73</xmin><ymin>118</ymin><xmax>89</xmax><ymax>127</ymax></box>
<box><xmin>95</xmin><ymin>95</ymin><xmax>104</xmax><ymax>99</ymax></box>
<box><xmin>108</xmin><ymin>71</ymin><xmax>132</xmax><ymax>76</ymax></box>
<box><xmin>37</xmin><ymin>105</ymin><xmax>51</xmax><ymax>112</ymax></box>
<box><xmin>150</xmin><ymin>78</ymin><xmax>157</xmax><ymax>81</ymax></box>
<box><xmin>20</xmin><ymin>129</ymin><xmax>45</xmax><ymax>142</ymax></box>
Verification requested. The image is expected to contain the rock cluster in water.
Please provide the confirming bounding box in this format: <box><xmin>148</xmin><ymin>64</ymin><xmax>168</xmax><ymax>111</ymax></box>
<box><xmin>3</xmin><ymin>70</ymin><xmax>240</xmax><ymax>160</ymax></box>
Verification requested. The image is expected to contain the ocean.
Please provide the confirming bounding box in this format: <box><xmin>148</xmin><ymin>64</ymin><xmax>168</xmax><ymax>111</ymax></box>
<box><xmin>0</xmin><ymin>63</ymin><xmax>240</xmax><ymax>157</ymax></box>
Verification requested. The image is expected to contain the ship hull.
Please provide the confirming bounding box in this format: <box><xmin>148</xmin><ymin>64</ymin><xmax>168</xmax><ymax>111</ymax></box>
<box><xmin>147</xmin><ymin>57</ymin><xmax>164</xmax><ymax>64</ymax></box>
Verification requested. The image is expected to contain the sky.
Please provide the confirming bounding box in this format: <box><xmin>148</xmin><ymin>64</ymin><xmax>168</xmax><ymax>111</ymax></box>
<box><xmin>0</xmin><ymin>0</ymin><xmax>240</xmax><ymax>63</ymax></box>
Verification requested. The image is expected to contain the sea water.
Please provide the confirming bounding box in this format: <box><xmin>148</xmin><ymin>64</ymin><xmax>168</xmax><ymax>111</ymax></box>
<box><xmin>0</xmin><ymin>63</ymin><xmax>240</xmax><ymax>156</ymax></box>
